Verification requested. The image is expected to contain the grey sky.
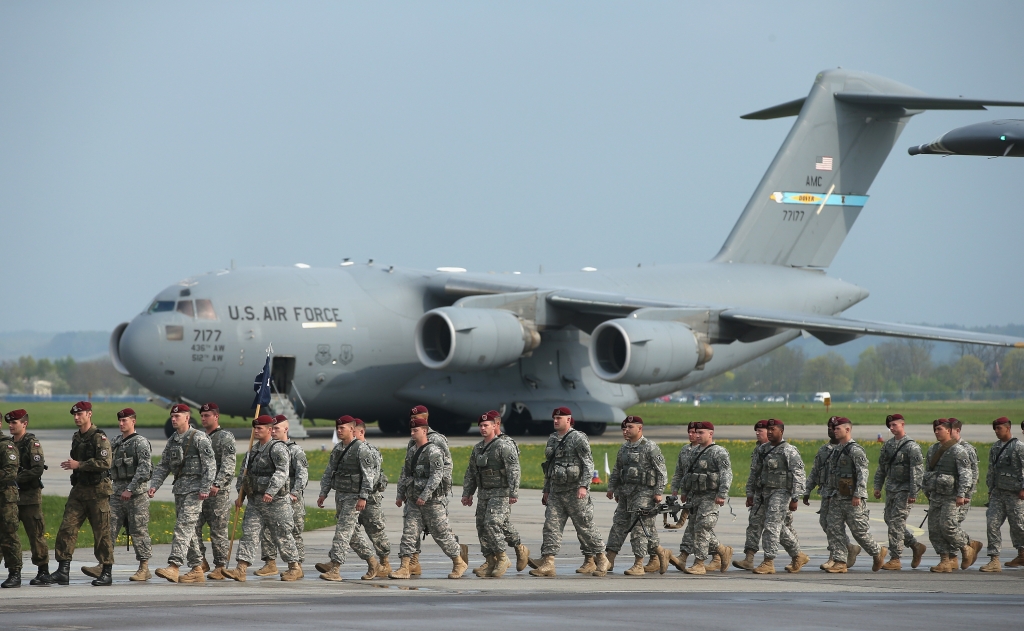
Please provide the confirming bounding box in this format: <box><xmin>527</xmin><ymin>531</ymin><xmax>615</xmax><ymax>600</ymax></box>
<box><xmin>2</xmin><ymin>2</ymin><xmax>1021</xmax><ymax>333</ymax></box>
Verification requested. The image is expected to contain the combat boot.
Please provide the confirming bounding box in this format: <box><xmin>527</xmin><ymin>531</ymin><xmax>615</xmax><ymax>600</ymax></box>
<box><xmin>880</xmin><ymin>557</ymin><xmax>902</xmax><ymax>571</ymax></box>
<box><xmin>223</xmin><ymin>561</ymin><xmax>249</xmax><ymax>582</ymax></box>
<box><xmin>751</xmin><ymin>557</ymin><xmax>775</xmax><ymax>574</ymax></box>
<box><xmin>130</xmin><ymin>561</ymin><xmax>151</xmax><ymax>582</ymax></box>
<box><xmin>91</xmin><ymin>565</ymin><xmax>112</xmax><ymax>586</ymax></box>
<box><xmin>529</xmin><ymin>555</ymin><xmax>556</xmax><ymax>577</ymax></box>
<box><xmin>623</xmin><ymin>556</ymin><xmax>646</xmax><ymax>576</ymax></box>
<box><xmin>979</xmin><ymin>556</ymin><xmax>1001</xmax><ymax>572</ymax></box>
<box><xmin>318</xmin><ymin>560</ymin><xmax>342</xmax><ymax>581</ymax></box>
<box><xmin>81</xmin><ymin>563</ymin><xmax>101</xmax><ymax>578</ymax></box>
<box><xmin>179</xmin><ymin>566</ymin><xmax>206</xmax><ymax>583</ymax></box>
<box><xmin>1</xmin><ymin>569</ymin><xmax>21</xmax><ymax>588</ymax></box>
<box><xmin>389</xmin><ymin>557</ymin><xmax>412</xmax><ymax>579</ymax></box>
<box><xmin>733</xmin><ymin>549</ymin><xmax>755</xmax><ymax>571</ymax></box>
<box><xmin>207</xmin><ymin>565</ymin><xmax>227</xmax><ymax>580</ymax></box>
<box><xmin>910</xmin><ymin>542</ymin><xmax>927</xmax><ymax>568</ymax></box>
<box><xmin>872</xmin><ymin>546</ymin><xmax>889</xmax><ymax>572</ymax></box>
<box><xmin>593</xmin><ymin>552</ymin><xmax>611</xmax><ymax>577</ymax></box>
<box><xmin>825</xmin><ymin>561</ymin><xmax>848</xmax><ymax>574</ymax></box>
<box><xmin>669</xmin><ymin>551</ymin><xmax>688</xmax><ymax>572</ymax></box>
<box><xmin>847</xmin><ymin>544</ymin><xmax>861</xmax><ymax>568</ymax></box>
<box><xmin>514</xmin><ymin>544</ymin><xmax>529</xmax><ymax>572</ymax></box>
<box><xmin>948</xmin><ymin>554</ymin><xmax>959</xmax><ymax>570</ymax></box>
<box><xmin>376</xmin><ymin>556</ymin><xmax>392</xmax><ymax>578</ymax></box>
<box><xmin>51</xmin><ymin>560</ymin><xmax>71</xmax><ymax>586</ymax></box>
<box><xmin>314</xmin><ymin>560</ymin><xmax>334</xmax><ymax>573</ymax></box>
<box><xmin>409</xmin><ymin>553</ymin><xmax>422</xmax><ymax>576</ymax></box>
<box><xmin>603</xmin><ymin>550</ymin><xmax>617</xmax><ymax>572</ymax></box>
<box><xmin>706</xmin><ymin>554</ymin><xmax>722</xmax><ymax>572</ymax></box>
<box><xmin>280</xmin><ymin>562</ymin><xmax>303</xmax><ymax>581</ymax></box>
<box><xmin>930</xmin><ymin>553</ymin><xmax>953</xmax><ymax>573</ymax></box>
<box><xmin>786</xmin><ymin>551</ymin><xmax>809</xmax><ymax>573</ymax></box>
<box><xmin>448</xmin><ymin>554</ymin><xmax>468</xmax><ymax>579</ymax></box>
<box><xmin>961</xmin><ymin>540</ymin><xmax>982</xmax><ymax>569</ymax></box>
<box><xmin>474</xmin><ymin>555</ymin><xmax>495</xmax><ymax>577</ymax></box>
<box><xmin>460</xmin><ymin>544</ymin><xmax>469</xmax><ymax>564</ymax></box>
<box><xmin>682</xmin><ymin>558</ymin><xmax>706</xmax><ymax>575</ymax></box>
<box><xmin>716</xmin><ymin>546</ymin><xmax>733</xmax><ymax>573</ymax></box>
<box><xmin>30</xmin><ymin>564</ymin><xmax>54</xmax><ymax>586</ymax></box>
<box><xmin>576</xmin><ymin>555</ymin><xmax>596</xmax><ymax>573</ymax></box>
<box><xmin>254</xmin><ymin>559</ymin><xmax>278</xmax><ymax>576</ymax></box>
<box><xmin>155</xmin><ymin>563</ymin><xmax>180</xmax><ymax>583</ymax></box>
<box><xmin>643</xmin><ymin>554</ymin><xmax>661</xmax><ymax>573</ymax></box>
<box><xmin>819</xmin><ymin>558</ymin><xmax>835</xmax><ymax>570</ymax></box>
<box><xmin>361</xmin><ymin>556</ymin><xmax>381</xmax><ymax>580</ymax></box>
<box><xmin>1004</xmin><ymin>548</ymin><xmax>1024</xmax><ymax>567</ymax></box>
<box><xmin>200</xmin><ymin>558</ymin><xmax>210</xmax><ymax>572</ymax></box>
<box><xmin>490</xmin><ymin>552</ymin><xmax>512</xmax><ymax>577</ymax></box>
<box><xmin>657</xmin><ymin>546</ymin><xmax>673</xmax><ymax>574</ymax></box>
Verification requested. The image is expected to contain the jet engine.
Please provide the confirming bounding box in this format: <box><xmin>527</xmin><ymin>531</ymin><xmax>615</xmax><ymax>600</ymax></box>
<box><xmin>589</xmin><ymin>318</ymin><xmax>713</xmax><ymax>384</ymax></box>
<box><xmin>415</xmin><ymin>307</ymin><xmax>541</xmax><ymax>372</ymax></box>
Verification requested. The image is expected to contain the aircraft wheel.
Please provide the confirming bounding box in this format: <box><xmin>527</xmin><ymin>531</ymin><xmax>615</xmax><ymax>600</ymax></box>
<box><xmin>448</xmin><ymin>421</ymin><xmax>471</xmax><ymax>436</ymax></box>
<box><xmin>378</xmin><ymin>417</ymin><xmax>407</xmax><ymax>435</ymax></box>
<box><xmin>528</xmin><ymin>420</ymin><xmax>554</xmax><ymax>436</ymax></box>
<box><xmin>163</xmin><ymin>418</ymin><xmax>173</xmax><ymax>438</ymax></box>
<box><xmin>503</xmin><ymin>410</ymin><xmax>530</xmax><ymax>436</ymax></box>
<box><xmin>581</xmin><ymin>422</ymin><xmax>607</xmax><ymax>436</ymax></box>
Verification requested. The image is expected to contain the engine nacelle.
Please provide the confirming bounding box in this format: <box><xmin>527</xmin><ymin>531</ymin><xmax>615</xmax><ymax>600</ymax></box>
<box><xmin>415</xmin><ymin>307</ymin><xmax>541</xmax><ymax>372</ymax></box>
<box><xmin>589</xmin><ymin>318</ymin><xmax>712</xmax><ymax>384</ymax></box>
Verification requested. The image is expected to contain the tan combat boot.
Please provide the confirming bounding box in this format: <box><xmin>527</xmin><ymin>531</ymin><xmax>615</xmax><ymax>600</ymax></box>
<box><xmin>872</xmin><ymin>546</ymin><xmax>889</xmax><ymax>572</ymax></box>
<box><xmin>280</xmin><ymin>562</ymin><xmax>303</xmax><ymax>581</ymax></box>
<box><xmin>716</xmin><ymin>546</ymin><xmax>733</xmax><ymax>573</ymax></box>
<box><xmin>409</xmin><ymin>553</ymin><xmax>422</xmax><ymax>576</ymax></box>
<box><xmin>254</xmin><ymin>559</ymin><xmax>278</xmax><ymax>577</ymax></box>
<box><xmin>473</xmin><ymin>555</ymin><xmax>495</xmax><ymax>577</ymax></box>
<box><xmin>643</xmin><ymin>554</ymin><xmax>661</xmax><ymax>573</ymax></box>
<box><xmin>514</xmin><ymin>544</ymin><xmax>529</xmax><ymax>572</ymax></box>
<box><xmin>179</xmin><ymin>566</ymin><xmax>206</xmax><ymax>583</ymax></box>
<box><xmin>979</xmin><ymin>556</ymin><xmax>1001</xmax><ymax>572</ymax></box>
<box><xmin>376</xmin><ymin>556</ymin><xmax>392</xmax><ymax>578</ymax></box>
<box><xmin>459</xmin><ymin>544</ymin><xmax>469</xmax><ymax>564</ymax></box>
<box><xmin>207</xmin><ymin>565</ymin><xmax>227</xmax><ymax>580</ymax></box>
<box><xmin>706</xmin><ymin>554</ymin><xmax>721</xmax><ymax>572</ymax></box>
<box><xmin>911</xmin><ymin>542</ymin><xmax>927</xmax><ymax>568</ymax></box>
<box><xmin>155</xmin><ymin>563</ymin><xmax>180</xmax><ymax>583</ymax></box>
<box><xmin>820</xmin><ymin>558</ymin><xmax>835</xmax><ymax>571</ymax></box>
<box><xmin>361</xmin><ymin>557</ymin><xmax>380</xmax><ymax>580</ymax></box>
<box><xmin>847</xmin><ymin>544</ymin><xmax>861</xmax><ymax>568</ymax></box>
<box><xmin>683</xmin><ymin>558</ymin><xmax>706</xmax><ymax>575</ymax></box>
<box><xmin>733</xmin><ymin>549</ymin><xmax>755</xmax><ymax>571</ymax></box>
<box><xmin>129</xmin><ymin>560</ymin><xmax>151</xmax><ymax>582</ymax></box>
<box><xmin>82</xmin><ymin>564</ymin><xmax>102</xmax><ymax>579</ymax></box>
<box><xmin>623</xmin><ymin>556</ymin><xmax>646</xmax><ymax>576</ymax></box>
<box><xmin>576</xmin><ymin>555</ymin><xmax>596</xmax><ymax>574</ymax></box>
<box><xmin>529</xmin><ymin>555</ymin><xmax>556</xmax><ymax>577</ymax></box>
<box><xmin>786</xmin><ymin>551</ymin><xmax>810</xmax><ymax>573</ymax></box>
<box><xmin>448</xmin><ymin>554</ymin><xmax>468</xmax><ymax>579</ymax></box>
<box><xmin>604</xmin><ymin>550</ymin><xmax>617</xmax><ymax>572</ymax></box>
<box><xmin>825</xmin><ymin>561</ymin><xmax>848</xmax><ymax>573</ymax></box>
<box><xmin>490</xmin><ymin>552</ymin><xmax>512</xmax><ymax>578</ymax></box>
<box><xmin>880</xmin><ymin>556</ymin><xmax>902</xmax><ymax>571</ymax></box>
<box><xmin>223</xmin><ymin>561</ymin><xmax>249</xmax><ymax>582</ymax></box>
<box><xmin>389</xmin><ymin>557</ymin><xmax>412</xmax><ymax>579</ymax></box>
<box><xmin>656</xmin><ymin>546</ymin><xmax>673</xmax><ymax>574</ymax></box>
<box><xmin>669</xmin><ymin>551</ymin><xmax>688</xmax><ymax>572</ymax></box>
<box><xmin>751</xmin><ymin>557</ymin><xmax>775</xmax><ymax>574</ymax></box>
<box><xmin>961</xmin><ymin>541</ymin><xmax>982</xmax><ymax>569</ymax></box>
<box><xmin>592</xmin><ymin>552</ymin><xmax>611</xmax><ymax>577</ymax></box>
<box><xmin>200</xmin><ymin>558</ymin><xmax>210</xmax><ymax>572</ymax></box>
<box><xmin>1004</xmin><ymin>548</ymin><xmax>1024</xmax><ymax>568</ymax></box>
<box><xmin>930</xmin><ymin>553</ymin><xmax>953</xmax><ymax>573</ymax></box>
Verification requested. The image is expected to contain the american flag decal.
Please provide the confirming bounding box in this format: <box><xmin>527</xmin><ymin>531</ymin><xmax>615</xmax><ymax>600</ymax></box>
<box><xmin>815</xmin><ymin>156</ymin><xmax>833</xmax><ymax>171</ymax></box>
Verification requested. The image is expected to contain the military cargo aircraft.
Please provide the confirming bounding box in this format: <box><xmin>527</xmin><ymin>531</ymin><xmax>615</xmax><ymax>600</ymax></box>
<box><xmin>909</xmin><ymin>119</ymin><xmax>1024</xmax><ymax>157</ymax></box>
<box><xmin>110</xmin><ymin>69</ymin><xmax>1024</xmax><ymax>437</ymax></box>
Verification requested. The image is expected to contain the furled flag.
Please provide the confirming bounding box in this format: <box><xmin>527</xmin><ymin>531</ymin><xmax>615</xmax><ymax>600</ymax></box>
<box><xmin>815</xmin><ymin>155</ymin><xmax>833</xmax><ymax>171</ymax></box>
<box><xmin>251</xmin><ymin>354</ymin><xmax>272</xmax><ymax>410</ymax></box>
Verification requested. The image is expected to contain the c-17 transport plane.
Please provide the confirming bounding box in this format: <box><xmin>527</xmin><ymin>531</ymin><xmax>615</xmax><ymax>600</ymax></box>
<box><xmin>110</xmin><ymin>69</ymin><xmax>1024</xmax><ymax>437</ymax></box>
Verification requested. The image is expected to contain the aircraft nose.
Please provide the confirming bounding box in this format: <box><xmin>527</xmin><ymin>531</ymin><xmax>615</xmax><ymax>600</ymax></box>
<box><xmin>114</xmin><ymin>317</ymin><xmax>162</xmax><ymax>381</ymax></box>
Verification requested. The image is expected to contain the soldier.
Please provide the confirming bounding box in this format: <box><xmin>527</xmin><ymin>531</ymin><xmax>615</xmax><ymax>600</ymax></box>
<box><xmin>978</xmin><ymin>417</ymin><xmax>1024</xmax><ymax>572</ymax></box>
<box><xmin>822</xmin><ymin>417</ymin><xmax>886</xmax><ymax>573</ymax></box>
<box><xmin>313</xmin><ymin>415</ymin><xmax>377</xmax><ymax>581</ymax></box>
<box><xmin>733</xmin><ymin>420</ymin><xmax>768</xmax><ymax>570</ymax></box>
<box><xmin>350</xmin><ymin>419</ymin><xmax>392</xmax><ymax>578</ymax></box>
<box><xmin>666</xmin><ymin>422</ymin><xmax>697</xmax><ymax>572</ymax></box>
<box><xmin>529</xmin><ymin>407</ymin><xmax>610</xmax><ymax>577</ymax></box>
<box><xmin>873</xmin><ymin>413</ymin><xmax>926</xmax><ymax>570</ymax></box>
<box><xmin>103</xmin><ymin>409</ymin><xmax>153</xmax><ymax>582</ymax></box>
<box><xmin>224</xmin><ymin>414</ymin><xmax>303</xmax><ymax>581</ymax></box>
<box><xmin>390</xmin><ymin>414</ymin><xmax>468</xmax><ymax>579</ymax></box>
<box><xmin>0</xmin><ymin>417</ymin><xmax>21</xmax><ymax>588</ymax></box>
<box><xmin>671</xmin><ymin>421</ymin><xmax>732</xmax><ymax>575</ymax></box>
<box><xmin>747</xmin><ymin>419</ymin><xmax>806</xmax><ymax>574</ymax></box>
<box><xmin>6</xmin><ymin>409</ymin><xmax>53</xmax><ymax>586</ymax></box>
<box><xmin>922</xmin><ymin>418</ymin><xmax>973</xmax><ymax>572</ymax></box>
<box><xmin>187</xmin><ymin>403</ymin><xmax>235</xmax><ymax>580</ymax></box>
<box><xmin>462</xmin><ymin>410</ymin><xmax>525</xmax><ymax>578</ymax></box>
<box><xmin>148</xmin><ymin>403</ymin><xmax>217</xmax><ymax>583</ymax></box>
<box><xmin>950</xmin><ymin>418</ymin><xmax>984</xmax><ymax>569</ymax></box>
<box><xmin>803</xmin><ymin>420</ymin><xmax>860</xmax><ymax>571</ymax></box>
<box><xmin>51</xmin><ymin>401</ymin><xmax>114</xmax><ymax>587</ymax></box>
<box><xmin>254</xmin><ymin>415</ymin><xmax>307</xmax><ymax>577</ymax></box>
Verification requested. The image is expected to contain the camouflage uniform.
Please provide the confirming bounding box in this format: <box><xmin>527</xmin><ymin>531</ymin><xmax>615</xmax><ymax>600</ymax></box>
<box><xmin>540</xmin><ymin>429</ymin><xmax>604</xmax><ymax>557</ymax></box>
<box><xmin>108</xmin><ymin>432</ymin><xmax>153</xmax><ymax>562</ymax></box>
<box><xmin>606</xmin><ymin>437</ymin><xmax>667</xmax><ymax>558</ymax></box>
<box><xmin>751</xmin><ymin>440</ymin><xmax>804</xmax><ymax>559</ymax></box>
<box><xmin>463</xmin><ymin>434</ymin><xmax>522</xmax><ymax>556</ymax></box>
<box><xmin>55</xmin><ymin>426</ymin><xmax>114</xmax><ymax>565</ymax></box>
<box><xmin>150</xmin><ymin>427</ymin><xmax>216</xmax><ymax>567</ymax></box>
<box><xmin>825</xmin><ymin>440</ymin><xmax>881</xmax><ymax>563</ymax></box>
<box><xmin>235</xmin><ymin>440</ymin><xmax>300</xmax><ymax>565</ymax></box>
<box><xmin>676</xmin><ymin>443</ymin><xmax>731</xmax><ymax>561</ymax></box>
<box><xmin>873</xmin><ymin>435</ymin><xmax>923</xmax><ymax>559</ymax></box>
<box><xmin>188</xmin><ymin>427</ymin><xmax>235</xmax><ymax>568</ymax></box>
<box><xmin>741</xmin><ymin>443</ymin><xmax>766</xmax><ymax>553</ymax></box>
<box><xmin>351</xmin><ymin>440</ymin><xmax>390</xmax><ymax>560</ymax></box>
<box><xmin>403</xmin><ymin>429</ymin><xmax>453</xmax><ymax>555</ymax></box>
<box><xmin>985</xmin><ymin>437</ymin><xmax>1024</xmax><ymax>557</ymax></box>
<box><xmin>807</xmin><ymin>442</ymin><xmax>848</xmax><ymax>557</ymax></box>
<box><xmin>397</xmin><ymin>441</ymin><xmax>462</xmax><ymax>559</ymax></box>
<box><xmin>0</xmin><ymin>431</ymin><xmax>21</xmax><ymax>573</ymax></box>
<box><xmin>261</xmin><ymin>439</ymin><xmax>307</xmax><ymax>562</ymax></box>
<box><xmin>922</xmin><ymin>440</ymin><xmax>972</xmax><ymax>554</ymax></box>
<box><xmin>671</xmin><ymin>444</ymin><xmax>698</xmax><ymax>553</ymax></box>
<box><xmin>957</xmin><ymin>439</ymin><xmax>979</xmax><ymax>526</ymax></box>
<box><xmin>320</xmin><ymin>438</ymin><xmax>376</xmax><ymax>565</ymax></box>
<box><xmin>13</xmin><ymin>433</ymin><xmax>48</xmax><ymax>566</ymax></box>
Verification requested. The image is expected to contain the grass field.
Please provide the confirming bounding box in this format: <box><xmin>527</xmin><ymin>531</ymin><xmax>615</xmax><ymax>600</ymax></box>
<box><xmin>0</xmin><ymin>401</ymin><xmax>269</xmax><ymax>430</ymax></box>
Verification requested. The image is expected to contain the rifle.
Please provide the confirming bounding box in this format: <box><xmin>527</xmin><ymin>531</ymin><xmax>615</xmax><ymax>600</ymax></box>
<box><xmin>626</xmin><ymin>499</ymin><xmax>687</xmax><ymax>539</ymax></box>
<box><xmin>918</xmin><ymin>509</ymin><xmax>929</xmax><ymax>529</ymax></box>
<box><xmin>662</xmin><ymin>495</ymin><xmax>688</xmax><ymax>530</ymax></box>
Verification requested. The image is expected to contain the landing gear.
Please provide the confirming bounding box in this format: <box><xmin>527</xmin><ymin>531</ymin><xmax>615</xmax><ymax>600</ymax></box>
<box><xmin>503</xmin><ymin>409</ymin><xmax>531</xmax><ymax>436</ymax></box>
<box><xmin>580</xmin><ymin>423</ymin><xmax>607</xmax><ymax>436</ymax></box>
<box><xmin>377</xmin><ymin>417</ymin><xmax>409</xmax><ymax>435</ymax></box>
<box><xmin>528</xmin><ymin>420</ymin><xmax>554</xmax><ymax>436</ymax></box>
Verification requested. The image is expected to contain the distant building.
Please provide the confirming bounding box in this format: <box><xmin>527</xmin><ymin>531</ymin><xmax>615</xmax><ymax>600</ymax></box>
<box><xmin>0</xmin><ymin>379</ymin><xmax>8</xmax><ymax>395</ymax></box>
<box><xmin>32</xmin><ymin>380</ymin><xmax>52</xmax><ymax>398</ymax></box>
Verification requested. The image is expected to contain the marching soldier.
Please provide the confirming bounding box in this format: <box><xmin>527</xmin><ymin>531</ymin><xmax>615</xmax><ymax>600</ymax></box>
<box><xmin>391</xmin><ymin>414</ymin><xmax>468</xmax><ymax>579</ymax></box>
<box><xmin>950</xmin><ymin>418</ymin><xmax>984</xmax><ymax>569</ymax></box>
<box><xmin>979</xmin><ymin>417</ymin><xmax>1024</xmax><ymax>572</ymax></box>
<box><xmin>52</xmin><ymin>401</ymin><xmax>114</xmax><ymax>587</ymax></box>
<box><xmin>148</xmin><ymin>403</ymin><xmax>217</xmax><ymax>583</ymax></box>
<box><xmin>529</xmin><ymin>407</ymin><xmax>610</xmax><ymax>578</ymax></box>
<box><xmin>313</xmin><ymin>415</ymin><xmax>377</xmax><ymax>581</ymax></box>
<box><xmin>350</xmin><ymin>419</ymin><xmax>392</xmax><ymax>578</ymax></box>
<box><xmin>733</xmin><ymin>420</ymin><xmax>768</xmax><ymax>570</ymax></box>
<box><xmin>188</xmin><ymin>403</ymin><xmax>235</xmax><ymax>580</ymax></box>
<box><xmin>402</xmin><ymin>405</ymin><xmax>457</xmax><ymax>576</ymax></box>
<box><xmin>672</xmin><ymin>421</ymin><xmax>732</xmax><ymax>575</ymax></box>
<box><xmin>747</xmin><ymin>419</ymin><xmax>806</xmax><ymax>574</ymax></box>
<box><xmin>804</xmin><ymin>420</ymin><xmax>859</xmax><ymax>570</ymax></box>
<box><xmin>103</xmin><ymin>409</ymin><xmax>153</xmax><ymax>582</ymax></box>
<box><xmin>667</xmin><ymin>422</ymin><xmax>697</xmax><ymax>572</ymax></box>
<box><xmin>462</xmin><ymin>410</ymin><xmax>525</xmax><ymax>578</ymax></box>
<box><xmin>922</xmin><ymin>418</ymin><xmax>972</xmax><ymax>572</ymax></box>
<box><xmin>873</xmin><ymin>413</ymin><xmax>926</xmax><ymax>570</ymax></box>
<box><xmin>224</xmin><ymin>414</ymin><xmax>302</xmax><ymax>581</ymax></box>
<box><xmin>254</xmin><ymin>415</ymin><xmax>307</xmax><ymax>577</ymax></box>
<box><xmin>822</xmin><ymin>417</ymin><xmax>886</xmax><ymax>573</ymax></box>
<box><xmin>6</xmin><ymin>409</ymin><xmax>53</xmax><ymax>586</ymax></box>
<box><xmin>0</xmin><ymin>417</ymin><xmax>21</xmax><ymax>588</ymax></box>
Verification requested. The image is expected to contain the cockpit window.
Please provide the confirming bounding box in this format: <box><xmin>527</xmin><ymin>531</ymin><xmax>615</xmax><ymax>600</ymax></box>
<box><xmin>176</xmin><ymin>300</ymin><xmax>194</xmax><ymax>317</ymax></box>
<box><xmin>149</xmin><ymin>301</ymin><xmax>175</xmax><ymax>313</ymax></box>
<box><xmin>195</xmin><ymin>299</ymin><xmax>217</xmax><ymax>320</ymax></box>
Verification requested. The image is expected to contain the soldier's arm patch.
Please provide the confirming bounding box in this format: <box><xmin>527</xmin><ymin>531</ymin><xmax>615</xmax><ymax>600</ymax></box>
<box><xmin>33</xmin><ymin>455</ymin><xmax>41</xmax><ymax>461</ymax></box>
<box><xmin>100</xmin><ymin>449</ymin><xmax>108</xmax><ymax>457</ymax></box>
<box><xmin>8</xmin><ymin>454</ymin><xmax>15</xmax><ymax>461</ymax></box>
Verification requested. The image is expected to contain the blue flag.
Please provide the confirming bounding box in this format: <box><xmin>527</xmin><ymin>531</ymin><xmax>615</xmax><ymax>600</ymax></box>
<box><xmin>251</xmin><ymin>355</ymin><xmax>272</xmax><ymax>410</ymax></box>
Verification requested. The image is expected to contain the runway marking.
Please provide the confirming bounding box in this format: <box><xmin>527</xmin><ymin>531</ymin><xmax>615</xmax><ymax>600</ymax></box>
<box><xmin>870</xmin><ymin>516</ymin><xmax>925</xmax><ymax>536</ymax></box>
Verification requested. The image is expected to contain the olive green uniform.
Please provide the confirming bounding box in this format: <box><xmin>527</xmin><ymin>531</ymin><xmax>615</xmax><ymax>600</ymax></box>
<box><xmin>0</xmin><ymin>431</ymin><xmax>22</xmax><ymax>573</ymax></box>
<box><xmin>55</xmin><ymin>426</ymin><xmax>115</xmax><ymax>566</ymax></box>
<box><xmin>14</xmin><ymin>433</ymin><xmax>48</xmax><ymax>566</ymax></box>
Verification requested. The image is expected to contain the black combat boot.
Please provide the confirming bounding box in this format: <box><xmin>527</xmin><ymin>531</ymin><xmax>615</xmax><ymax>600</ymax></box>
<box><xmin>51</xmin><ymin>560</ymin><xmax>71</xmax><ymax>586</ymax></box>
<box><xmin>91</xmin><ymin>564</ymin><xmax>113</xmax><ymax>586</ymax></box>
<box><xmin>30</xmin><ymin>564</ymin><xmax>54</xmax><ymax>586</ymax></box>
<box><xmin>1</xmin><ymin>569</ymin><xmax>21</xmax><ymax>588</ymax></box>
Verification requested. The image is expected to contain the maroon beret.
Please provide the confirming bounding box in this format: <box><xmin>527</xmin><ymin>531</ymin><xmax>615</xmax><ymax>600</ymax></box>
<box><xmin>354</xmin><ymin>418</ymin><xmax>365</xmax><ymax>426</ymax></box>
<box><xmin>831</xmin><ymin>416</ymin><xmax>851</xmax><ymax>427</ymax></box>
<box><xmin>410</xmin><ymin>405</ymin><xmax>429</xmax><ymax>416</ymax></box>
<box><xmin>4</xmin><ymin>409</ymin><xmax>27</xmax><ymax>423</ymax></box>
<box><xmin>620</xmin><ymin>415</ymin><xmax>644</xmax><ymax>429</ymax></box>
<box><xmin>116</xmin><ymin>408</ymin><xmax>136</xmax><ymax>419</ymax></box>
<box><xmin>479</xmin><ymin>410</ymin><xmax>501</xmax><ymax>424</ymax></box>
<box><xmin>687</xmin><ymin>421</ymin><xmax>696</xmax><ymax>431</ymax></box>
<box><xmin>933</xmin><ymin>418</ymin><xmax>953</xmax><ymax>429</ymax></box>
<box><xmin>410</xmin><ymin>416</ymin><xmax>429</xmax><ymax>429</ymax></box>
<box><xmin>253</xmin><ymin>414</ymin><xmax>275</xmax><ymax>427</ymax></box>
<box><xmin>949</xmin><ymin>417</ymin><xmax>963</xmax><ymax>430</ymax></box>
<box><xmin>552</xmin><ymin>406</ymin><xmax>572</xmax><ymax>418</ymax></box>
<box><xmin>993</xmin><ymin>416</ymin><xmax>1011</xmax><ymax>427</ymax></box>
<box><xmin>70</xmin><ymin>401</ymin><xmax>92</xmax><ymax>413</ymax></box>
<box><xmin>273</xmin><ymin>414</ymin><xmax>288</xmax><ymax>425</ymax></box>
<box><xmin>170</xmin><ymin>403</ymin><xmax>190</xmax><ymax>414</ymax></box>
<box><xmin>754</xmin><ymin>419</ymin><xmax>768</xmax><ymax>430</ymax></box>
<box><xmin>885</xmin><ymin>413</ymin><xmax>904</xmax><ymax>428</ymax></box>
<box><xmin>336</xmin><ymin>415</ymin><xmax>357</xmax><ymax>426</ymax></box>
<box><xmin>692</xmin><ymin>421</ymin><xmax>714</xmax><ymax>431</ymax></box>
<box><xmin>766</xmin><ymin>418</ymin><xmax>784</xmax><ymax>428</ymax></box>
<box><xmin>200</xmin><ymin>402</ymin><xmax>219</xmax><ymax>413</ymax></box>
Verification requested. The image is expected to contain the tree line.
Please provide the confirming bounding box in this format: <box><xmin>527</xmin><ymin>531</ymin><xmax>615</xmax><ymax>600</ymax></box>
<box><xmin>0</xmin><ymin>355</ymin><xmax>143</xmax><ymax>395</ymax></box>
